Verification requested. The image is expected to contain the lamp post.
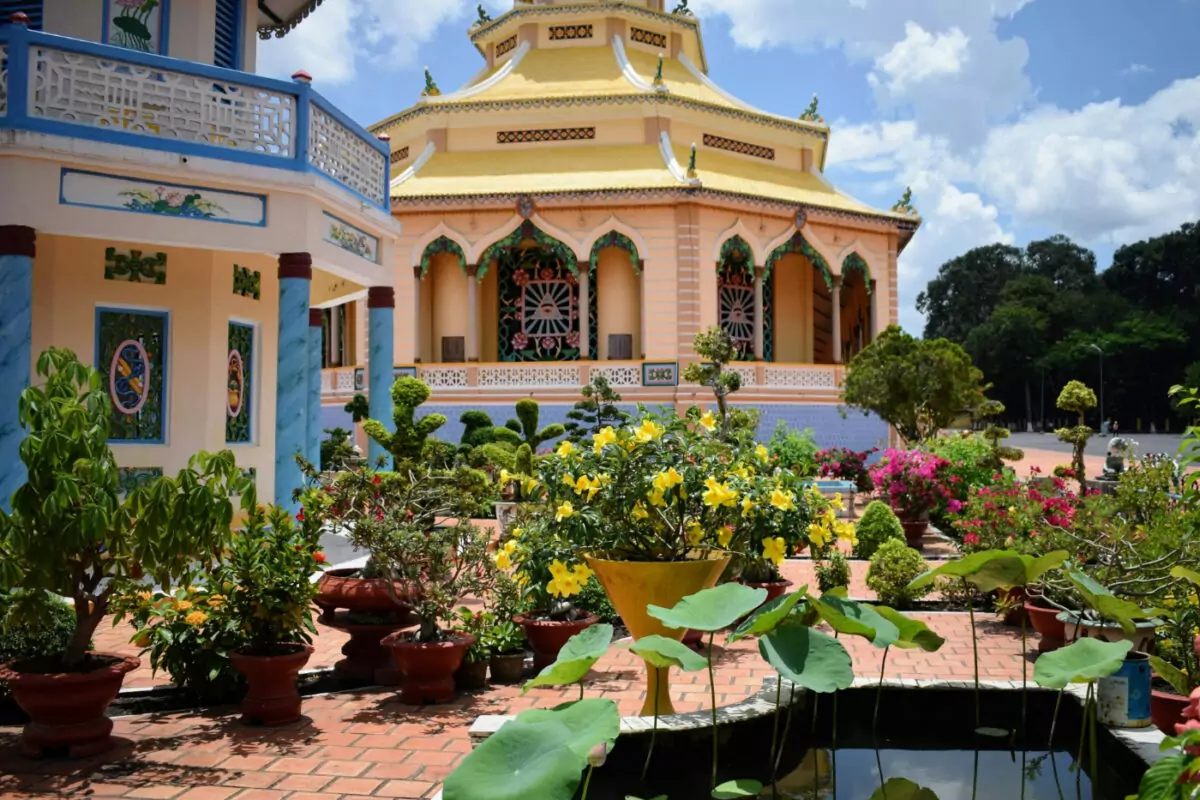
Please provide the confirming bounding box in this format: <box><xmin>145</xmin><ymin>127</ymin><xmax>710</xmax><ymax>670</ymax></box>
<box><xmin>1088</xmin><ymin>343</ymin><xmax>1105</xmax><ymax>433</ymax></box>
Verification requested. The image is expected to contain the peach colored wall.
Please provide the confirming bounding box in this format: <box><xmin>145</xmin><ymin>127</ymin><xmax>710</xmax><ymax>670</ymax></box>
<box><xmin>430</xmin><ymin>254</ymin><xmax>468</xmax><ymax>360</ymax></box>
<box><xmin>32</xmin><ymin>234</ymin><xmax>278</xmax><ymax>496</ymax></box>
<box><xmin>417</xmin><ymin>273</ymin><xmax>434</xmax><ymax>363</ymax></box>
<box><xmin>773</xmin><ymin>253</ymin><xmax>813</xmax><ymax>363</ymax></box>
<box><xmin>595</xmin><ymin>247</ymin><xmax>641</xmax><ymax>360</ymax></box>
<box><xmin>481</xmin><ymin>268</ymin><xmax>500</xmax><ymax>363</ymax></box>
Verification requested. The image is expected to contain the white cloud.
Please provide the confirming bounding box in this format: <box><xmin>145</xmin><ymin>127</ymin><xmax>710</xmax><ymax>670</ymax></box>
<box><xmin>1123</xmin><ymin>63</ymin><xmax>1154</xmax><ymax>75</ymax></box>
<box><xmin>869</xmin><ymin>22</ymin><xmax>970</xmax><ymax>93</ymax></box>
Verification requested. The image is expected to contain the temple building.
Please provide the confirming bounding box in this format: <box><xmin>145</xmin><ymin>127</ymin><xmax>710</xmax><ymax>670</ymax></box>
<box><xmin>320</xmin><ymin>0</ymin><xmax>920</xmax><ymax>448</ymax></box>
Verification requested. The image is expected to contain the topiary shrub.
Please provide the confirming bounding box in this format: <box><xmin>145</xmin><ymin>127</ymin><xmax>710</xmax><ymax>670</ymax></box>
<box><xmin>363</xmin><ymin>377</ymin><xmax>447</xmax><ymax>467</ymax></box>
<box><xmin>853</xmin><ymin>500</ymin><xmax>906</xmax><ymax>559</ymax></box>
<box><xmin>816</xmin><ymin>551</ymin><xmax>851</xmax><ymax>593</ymax></box>
<box><xmin>0</xmin><ymin>591</ymin><xmax>76</xmax><ymax>700</ymax></box>
<box><xmin>509</xmin><ymin>399</ymin><xmax>565</xmax><ymax>451</ymax></box>
<box><xmin>460</xmin><ymin>410</ymin><xmax>522</xmax><ymax>452</ymax></box>
<box><xmin>866</xmin><ymin>539</ymin><xmax>931</xmax><ymax>609</ymax></box>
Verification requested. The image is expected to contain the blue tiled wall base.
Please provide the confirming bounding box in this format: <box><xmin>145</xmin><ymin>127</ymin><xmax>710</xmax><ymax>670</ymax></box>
<box><xmin>321</xmin><ymin>402</ymin><xmax>887</xmax><ymax>454</ymax></box>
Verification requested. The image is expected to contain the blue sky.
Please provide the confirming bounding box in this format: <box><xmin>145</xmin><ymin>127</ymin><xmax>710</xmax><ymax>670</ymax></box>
<box><xmin>259</xmin><ymin>0</ymin><xmax>1200</xmax><ymax>333</ymax></box>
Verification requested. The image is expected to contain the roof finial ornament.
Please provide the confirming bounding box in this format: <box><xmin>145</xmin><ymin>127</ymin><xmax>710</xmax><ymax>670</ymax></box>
<box><xmin>686</xmin><ymin>143</ymin><xmax>697</xmax><ymax>179</ymax></box>
<box><xmin>421</xmin><ymin>67</ymin><xmax>441</xmax><ymax>98</ymax></box>
<box><xmin>891</xmin><ymin>187</ymin><xmax>918</xmax><ymax>217</ymax></box>
<box><xmin>799</xmin><ymin>93</ymin><xmax>823</xmax><ymax>123</ymax></box>
<box><xmin>475</xmin><ymin>4</ymin><xmax>491</xmax><ymax>25</ymax></box>
<box><xmin>671</xmin><ymin>0</ymin><xmax>693</xmax><ymax>16</ymax></box>
<box><xmin>652</xmin><ymin>54</ymin><xmax>666</xmax><ymax>88</ymax></box>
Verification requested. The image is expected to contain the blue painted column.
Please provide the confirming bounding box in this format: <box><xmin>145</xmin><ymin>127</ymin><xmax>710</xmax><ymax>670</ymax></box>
<box><xmin>274</xmin><ymin>253</ymin><xmax>312</xmax><ymax>510</ymax></box>
<box><xmin>367</xmin><ymin>287</ymin><xmax>395</xmax><ymax>467</ymax></box>
<box><xmin>0</xmin><ymin>226</ymin><xmax>34</xmax><ymax>511</ymax></box>
<box><xmin>307</xmin><ymin>308</ymin><xmax>323</xmax><ymax>470</ymax></box>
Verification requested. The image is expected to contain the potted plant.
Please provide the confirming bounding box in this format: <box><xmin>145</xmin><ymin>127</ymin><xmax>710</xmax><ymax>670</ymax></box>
<box><xmin>0</xmin><ymin>348</ymin><xmax>248</xmax><ymax>757</ymax></box>
<box><xmin>486</xmin><ymin>620</ymin><xmax>527</xmax><ymax>684</ymax></box>
<box><xmin>1148</xmin><ymin>568</ymin><xmax>1200</xmax><ymax>734</ymax></box>
<box><xmin>869</xmin><ymin>449</ymin><xmax>952</xmax><ymax>547</ymax></box>
<box><xmin>218</xmin><ymin>499</ymin><xmax>324</xmax><ymax>725</ymax></box>
<box><xmin>815</xmin><ymin>445</ymin><xmax>877</xmax><ymax>493</ymax></box>
<box><xmin>451</xmin><ymin>607</ymin><xmax>492</xmax><ymax>691</ymax></box>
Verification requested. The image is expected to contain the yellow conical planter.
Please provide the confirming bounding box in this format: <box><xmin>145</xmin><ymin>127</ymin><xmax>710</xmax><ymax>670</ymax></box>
<box><xmin>585</xmin><ymin>554</ymin><xmax>731</xmax><ymax>716</ymax></box>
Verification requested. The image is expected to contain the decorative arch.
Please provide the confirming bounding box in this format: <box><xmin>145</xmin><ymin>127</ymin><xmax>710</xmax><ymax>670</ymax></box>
<box><xmin>479</xmin><ymin>220</ymin><xmax>580</xmax><ymax>279</ymax></box>
<box><xmin>582</xmin><ymin>216</ymin><xmax>649</xmax><ymax>270</ymax></box>
<box><xmin>765</xmin><ymin>231</ymin><xmax>833</xmax><ymax>291</ymax></box>
<box><xmin>411</xmin><ymin>223</ymin><xmax>471</xmax><ymax>274</ymax></box>
<box><xmin>716</xmin><ymin>235</ymin><xmax>755</xmax><ymax>275</ymax></box>
<box><xmin>841</xmin><ymin>251</ymin><xmax>872</xmax><ymax>294</ymax></box>
<box><xmin>717</xmin><ymin>234</ymin><xmax>768</xmax><ymax>361</ymax></box>
<box><xmin>418</xmin><ymin>236</ymin><xmax>467</xmax><ymax>278</ymax></box>
<box><xmin>711</xmin><ymin>219</ymin><xmax>761</xmax><ymax>264</ymax></box>
<box><xmin>589</xmin><ymin>230</ymin><xmax>642</xmax><ymax>274</ymax></box>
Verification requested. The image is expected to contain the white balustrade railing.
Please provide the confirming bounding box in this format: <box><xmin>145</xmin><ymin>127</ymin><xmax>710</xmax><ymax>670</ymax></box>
<box><xmin>320</xmin><ymin>367</ymin><xmax>360</xmax><ymax>400</ymax></box>
<box><xmin>590</xmin><ymin>363</ymin><xmax>641</xmax><ymax>388</ymax></box>
<box><xmin>309</xmin><ymin>101</ymin><xmax>387</xmax><ymax>206</ymax></box>
<box><xmin>418</xmin><ymin>366</ymin><xmax>470</xmax><ymax>389</ymax></box>
<box><xmin>477</xmin><ymin>364</ymin><xmax>582</xmax><ymax>389</ymax></box>
<box><xmin>764</xmin><ymin>365</ymin><xmax>838</xmax><ymax>389</ymax></box>
<box><xmin>730</xmin><ymin>364</ymin><xmax>758</xmax><ymax>387</ymax></box>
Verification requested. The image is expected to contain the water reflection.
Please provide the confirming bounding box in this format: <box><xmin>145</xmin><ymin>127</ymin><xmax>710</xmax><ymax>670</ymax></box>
<box><xmin>774</xmin><ymin>749</ymin><xmax>1089</xmax><ymax>800</ymax></box>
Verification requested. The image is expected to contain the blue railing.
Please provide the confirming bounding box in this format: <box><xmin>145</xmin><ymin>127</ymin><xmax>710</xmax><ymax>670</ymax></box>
<box><xmin>0</xmin><ymin>22</ymin><xmax>390</xmax><ymax>211</ymax></box>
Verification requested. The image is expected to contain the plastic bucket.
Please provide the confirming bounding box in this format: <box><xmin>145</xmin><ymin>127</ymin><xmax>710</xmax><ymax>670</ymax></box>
<box><xmin>1098</xmin><ymin>650</ymin><xmax>1152</xmax><ymax>728</ymax></box>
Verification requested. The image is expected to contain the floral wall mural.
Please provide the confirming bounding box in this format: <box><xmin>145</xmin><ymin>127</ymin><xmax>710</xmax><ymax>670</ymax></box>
<box><xmin>105</xmin><ymin>0</ymin><xmax>167</xmax><ymax>54</ymax></box>
<box><xmin>96</xmin><ymin>308</ymin><xmax>168</xmax><ymax>442</ymax></box>
<box><xmin>717</xmin><ymin>237</ymin><xmax>772</xmax><ymax>362</ymax></box>
<box><xmin>496</xmin><ymin>231</ymin><xmax>597</xmax><ymax>362</ymax></box>
<box><xmin>226</xmin><ymin>322</ymin><xmax>254</xmax><ymax>443</ymax></box>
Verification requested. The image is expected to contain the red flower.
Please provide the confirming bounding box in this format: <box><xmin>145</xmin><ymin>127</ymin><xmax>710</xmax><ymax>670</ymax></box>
<box><xmin>314</xmin><ymin>552</ymin><xmax>327</xmax><ymax>564</ymax></box>
<box><xmin>373</xmin><ymin>475</ymin><xmax>382</xmax><ymax>486</ymax></box>
<box><xmin>295</xmin><ymin>510</ymin><xmax>305</xmax><ymax>522</ymax></box>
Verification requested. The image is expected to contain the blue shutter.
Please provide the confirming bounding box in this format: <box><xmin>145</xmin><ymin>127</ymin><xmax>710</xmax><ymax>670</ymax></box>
<box><xmin>0</xmin><ymin>1</ymin><xmax>43</xmax><ymax>30</ymax></box>
<box><xmin>214</xmin><ymin>0</ymin><xmax>241</xmax><ymax>69</ymax></box>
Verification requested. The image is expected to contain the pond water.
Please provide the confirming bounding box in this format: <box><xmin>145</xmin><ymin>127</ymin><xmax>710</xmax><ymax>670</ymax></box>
<box><xmin>776</xmin><ymin>749</ymin><xmax>1093</xmax><ymax>800</ymax></box>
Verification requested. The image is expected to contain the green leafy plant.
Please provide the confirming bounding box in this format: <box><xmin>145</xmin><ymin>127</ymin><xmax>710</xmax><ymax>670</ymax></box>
<box><xmin>1150</xmin><ymin>566</ymin><xmax>1200</xmax><ymax>697</ymax></box>
<box><xmin>510</xmin><ymin>399</ymin><xmax>566</xmax><ymax>451</ymax></box>
<box><xmin>563</xmin><ymin>375</ymin><xmax>631</xmax><ymax>444</ymax></box>
<box><xmin>1054</xmin><ymin>380</ymin><xmax>1097</xmax><ymax>493</ymax></box>
<box><xmin>866</xmin><ymin>540</ymin><xmax>931</xmax><ymax>609</ymax></box>
<box><xmin>320</xmin><ymin>427</ymin><xmax>358</xmax><ymax>472</ymax></box>
<box><xmin>344</xmin><ymin>393</ymin><xmax>370</xmax><ymax>423</ymax></box>
<box><xmin>767</xmin><ymin>421</ymin><xmax>818</xmax><ymax>477</ymax></box>
<box><xmin>362</xmin><ymin>377</ymin><xmax>447</xmax><ymax>467</ymax></box>
<box><xmin>816</xmin><ymin>551</ymin><xmax>851</xmax><ymax>592</ymax></box>
<box><xmin>0</xmin><ymin>348</ymin><xmax>249</xmax><ymax>670</ymax></box>
<box><xmin>485</xmin><ymin>620</ymin><xmax>526</xmax><ymax>657</ymax></box>
<box><xmin>682</xmin><ymin>327</ymin><xmax>744</xmax><ymax>438</ymax></box>
<box><xmin>523</xmin><ymin>623</ymin><xmax>613</xmax><ymax>696</ymax></box>
<box><xmin>0</xmin><ymin>591</ymin><xmax>76</xmax><ymax>699</ymax></box>
<box><xmin>853</xmin><ymin>500</ymin><xmax>906</xmax><ymax>559</ymax></box>
<box><xmin>453</xmin><ymin>608</ymin><xmax>494</xmax><ymax>665</ymax></box>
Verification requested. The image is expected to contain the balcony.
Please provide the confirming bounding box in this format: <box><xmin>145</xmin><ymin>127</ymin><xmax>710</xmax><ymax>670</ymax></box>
<box><xmin>0</xmin><ymin>24</ymin><xmax>389</xmax><ymax>211</ymax></box>
<box><xmin>321</xmin><ymin>361</ymin><xmax>844</xmax><ymax>402</ymax></box>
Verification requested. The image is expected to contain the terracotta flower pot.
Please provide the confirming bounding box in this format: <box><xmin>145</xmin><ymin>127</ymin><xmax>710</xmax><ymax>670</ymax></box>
<box><xmin>1152</xmin><ymin>686</ymin><xmax>1192</xmax><ymax>736</ymax></box>
<box><xmin>453</xmin><ymin>658</ymin><xmax>488</xmax><ymax>691</ymax></box>
<box><xmin>682</xmin><ymin>628</ymin><xmax>704</xmax><ymax>649</ymax></box>
<box><xmin>514</xmin><ymin>612</ymin><xmax>599</xmax><ymax>672</ymax></box>
<box><xmin>383</xmin><ymin>632</ymin><xmax>474</xmax><ymax>704</ymax></box>
<box><xmin>489</xmin><ymin>652</ymin><xmax>527</xmax><ymax>684</ymax></box>
<box><xmin>743</xmin><ymin>579</ymin><xmax>793</xmax><ymax>604</ymax></box>
<box><xmin>585</xmin><ymin>554</ymin><xmax>731</xmax><ymax>716</ymax></box>
<box><xmin>997</xmin><ymin>587</ymin><xmax>1027</xmax><ymax>627</ymax></box>
<box><xmin>0</xmin><ymin>652</ymin><xmax>140</xmax><ymax>758</ymax></box>
<box><xmin>900</xmin><ymin>520</ymin><xmax>928</xmax><ymax>548</ymax></box>
<box><xmin>1024</xmin><ymin>601</ymin><xmax>1066</xmax><ymax>653</ymax></box>
<box><xmin>315</xmin><ymin>568</ymin><xmax>417</xmax><ymax>619</ymax></box>
<box><xmin>229</xmin><ymin>644</ymin><xmax>313</xmax><ymax>726</ymax></box>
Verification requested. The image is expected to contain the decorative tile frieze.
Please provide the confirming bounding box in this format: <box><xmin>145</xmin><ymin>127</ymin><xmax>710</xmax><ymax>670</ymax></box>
<box><xmin>104</xmin><ymin>247</ymin><xmax>167</xmax><ymax>284</ymax></box>
<box><xmin>548</xmin><ymin>24</ymin><xmax>593</xmax><ymax>41</ymax></box>
<box><xmin>233</xmin><ymin>265</ymin><xmax>261</xmax><ymax>300</ymax></box>
<box><xmin>630</xmin><ymin>27</ymin><xmax>666</xmax><ymax>48</ymax></box>
<box><xmin>390</xmin><ymin>146</ymin><xmax>410</xmax><ymax>165</ymax></box>
<box><xmin>497</xmin><ymin>127</ymin><xmax>596</xmax><ymax>145</ymax></box>
<box><xmin>495</xmin><ymin>35</ymin><xmax>518</xmax><ymax>58</ymax></box>
<box><xmin>642</xmin><ymin>362</ymin><xmax>679</xmax><ymax>387</ymax></box>
<box><xmin>703</xmin><ymin>133</ymin><xmax>775</xmax><ymax>161</ymax></box>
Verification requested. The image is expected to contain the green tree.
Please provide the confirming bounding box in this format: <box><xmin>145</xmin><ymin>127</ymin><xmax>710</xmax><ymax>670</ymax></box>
<box><xmin>683</xmin><ymin>326</ymin><xmax>743</xmax><ymax>437</ymax></box>
<box><xmin>363</xmin><ymin>377</ymin><xmax>447</xmax><ymax>467</ymax></box>
<box><xmin>916</xmin><ymin>243</ymin><xmax>1026</xmax><ymax>342</ymax></box>
<box><xmin>507</xmin><ymin>399</ymin><xmax>565</xmax><ymax>452</ymax></box>
<box><xmin>563</xmin><ymin>376</ymin><xmax>631</xmax><ymax>444</ymax></box>
<box><xmin>966</xmin><ymin>303</ymin><xmax>1048</xmax><ymax>426</ymax></box>
<box><xmin>1055</xmin><ymin>380</ymin><xmax>1097</xmax><ymax>492</ymax></box>
<box><xmin>842</xmin><ymin>326</ymin><xmax>991</xmax><ymax>446</ymax></box>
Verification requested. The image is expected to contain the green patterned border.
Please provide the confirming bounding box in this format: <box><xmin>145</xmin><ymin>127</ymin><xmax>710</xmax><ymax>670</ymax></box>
<box><xmin>105</xmin><ymin>247</ymin><xmax>167</xmax><ymax>284</ymax></box>
<box><xmin>589</xmin><ymin>230</ymin><xmax>642</xmax><ymax>275</ymax></box>
<box><xmin>419</xmin><ymin>236</ymin><xmax>467</xmax><ymax>278</ymax></box>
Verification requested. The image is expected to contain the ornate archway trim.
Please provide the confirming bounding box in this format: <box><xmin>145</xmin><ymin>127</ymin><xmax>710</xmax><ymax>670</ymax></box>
<box><xmin>418</xmin><ymin>236</ymin><xmax>467</xmax><ymax>278</ymax></box>
<box><xmin>764</xmin><ymin>231</ymin><xmax>833</xmax><ymax>291</ymax></box>
<box><xmin>478</xmin><ymin>220</ymin><xmax>580</xmax><ymax>280</ymax></box>
<box><xmin>589</xmin><ymin>230</ymin><xmax>642</xmax><ymax>275</ymax></box>
<box><xmin>716</xmin><ymin>235</ymin><xmax>754</xmax><ymax>276</ymax></box>
<box><xmin>841</xmin><ymin>251</ymin><xmax>872</xmax><ymax>294</ymax></box>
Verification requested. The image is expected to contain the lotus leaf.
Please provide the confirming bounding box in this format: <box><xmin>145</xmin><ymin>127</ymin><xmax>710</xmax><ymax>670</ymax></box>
<box><xmin>758</xmin><ymin>624</ymin><xmax>853</xmax><ymax>694</ymax></box>
<box><xmin>1032</xmin><ymin>637</ymin><xmax>1132</xmax><ymax>689</ymax></box>
<box><xmin>648</xmin><ymin>583</ymin><xmax>768</xmax><ymax>633</ymax></box>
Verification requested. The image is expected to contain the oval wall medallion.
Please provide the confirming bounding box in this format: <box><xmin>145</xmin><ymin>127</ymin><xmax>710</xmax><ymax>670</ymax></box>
<box><xmin>227</xmin><ymin>350</ymin><xmax>245</xmax><ymax>418</ymax></box>
<box><xmin>110</xmin><ymin>339</ymin><xmax>151</xmax><ymax>415</ymax></box>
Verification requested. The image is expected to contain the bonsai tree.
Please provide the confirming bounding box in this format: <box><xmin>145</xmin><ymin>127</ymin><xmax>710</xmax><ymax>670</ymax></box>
<box><xmin>508</xmin><ymin>399</ymin><xmax>565</xmax><ymax>451</ymax></box>
<box><xmin>320</xmin><ymin>427</ymin><xmax>358</xmax><ymax>472</ymax></box>
<box><xmin>843</xmin><ymin>325</ymin><xmax>990</xmax><ymax>445</ymax></box>
<box><xmin>563</xmin><ymin>375</ymin><xmax>630</xmax><ymax>444</ymax></box>
<box><xmin>0</xmin><ymin>348</ymin><xmax>249</xmax><ymax>669</ymax></box>
<box><xmin>682</xmin><ymin>326</ymin><xmax>743</xmax><ymax>438</ymax></box>
<box><xmin>344</xmin><ymin>393</ymin><xmax>370</xmax><ymax>423</ymax></box>
<box><xmin>1054</xmin><ymin>380</ymin><xmax>1097</xmax><ymax>492</ymax></box>
<box><xmin>363</xmin><ymin>377</ymin><xmax>447</xmax><ymax>467</ymax></box>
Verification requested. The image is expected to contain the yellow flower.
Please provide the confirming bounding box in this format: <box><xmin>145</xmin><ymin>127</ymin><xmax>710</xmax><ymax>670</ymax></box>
<box><xmin>573</xmin><ymin>475</ymin><xmax>602</xmax><ymax>501</ymax></box>
<box><xmin>717</xmin><ymin>526</ymin><xmax>734</xmax><ymax>548</ymax></box>
<box><xmin>830</xmin><ymin>493</ymin><xmax>845</xmax><ymax>512</ymax></box>
<box><xmin>762</xmin><ymin>537</ymin><xmax>787</xmax><ymax>566</ymax></box>
<box><xmin>557</xmin><ymin>440</ymin><xmax>576</xmax><ymax>458</ymax></box>
<box><xmin>522</xmin><ymin>477</ymin><xmax>540</xmax><ymax>497</ymax></box>
<box><xmin>503</xmin><ymin>539</ymin><xmax>518</xmax><ymax>555</ymax></box>
<box><xmin>511</xmin><ymin>527</ymin><xmax>523</xmax><ymax>539</ymax></box>
<box><xmin>549</xmin><ymin>560</ymin><xmax>570</xmax><ymax>580</ymax></box>
<box><xmin>563</xmin><ymin>474</ymin><xmax>578</xmax><ymax>489</ymax></box>
<box><xmin>822</xmin><ymin>508</ymin><xmax>837</xmax><ymax>527</ymax></box>
<box><xmin>756</xmin><ymin>444</ymin><xmax>770</xmax><ymax>462</ymax></box>
<box><xmin>730</xmin><ymin>465</ymin><xmax>751</xmax><ymax>481</ymax></box>
<box><xmin>548</xmin><ymin>570</ymin><xmax>583</xmax><ymax>598</ymax></box>
<box><xmin>686</xmin><ymin>521</ymin><xmax>705</xmax><ymax>547</ymax></box>
<box><xmin>207</xmin><ymin>595</ymin><xmax>225</xmax><ymax>608</ymax></box>
<box><xmin>834</xmin><ymin>521</ymin><xmax>858</xmax><ymax>547</ymax></box>
<box><xmin>515</xmin><ymin>571</ymin><xmax>529</xmax><ymax>586</ymax></box>
<box><xmin>632</xmin><ymin>501</ymin><xmax>650</xmax><ymax>520</ymax></box>
<box><xmin>808</xmin><ymin>522</ymin><xmax>831</xmax><ymax>549</ymax></box>
<box><xmin>702</xmin><ymin>477</ymin><xmax>738</xmax><ymax>509</ymax></box>
<box><xmin>770</xmin><ymin>488</ymin><xmax>796</xmax><ymax>512</ymax></box>
<box><xmin>556</xmin><ymin>501</ymin><xmax>575</xmax><ymax>521</ymax></box>
<box><xmin>495</xmin><ymin>551</ymin><xmax>512</xmax><ymax>570</ymax></box>
<box><xmin>184</xmin><ymin>610</ymin><xmax>208</xmax><ymax>626</ymax></box>
<box><xmin>175</xmin><ymin>600</ymin><xmax>194</xmax><ymax>612</ymax></box>
<box><xmin>653</xmin><ymin>467</ymin><xmax>684</xmax><ymax>493</ymax></box>
<box><xmin>742</xmin><ymin>497</ymin><xmax>756</xmax><ymax>516</ymax></box>
<box><xmin>593</xmin><ymin>426</ymin><xmax>618</xmax><ymax>454</ymax></box>
<box><xmin>634</xmin><ymin>419</ymin><xmax>664</xmax><ymax>443</ymax></box>
<box><xmin>699</xmin><ymin>410</ymin><xmax>717</xmax><ymax>432</ymax></box>
<box><xmin>648</xmin><ymin>486</ymin><xmax>667</xmax><ymax>507</ymax></box>
<box><xmin>572</xmin><ymin>563</ymin><xmax>593</xmax><ymax>583</ymax></box>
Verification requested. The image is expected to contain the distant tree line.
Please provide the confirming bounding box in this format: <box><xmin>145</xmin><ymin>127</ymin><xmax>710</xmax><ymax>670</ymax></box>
<box><xmin>916</xmin><ymin>222</ymin><xmax>1200</xmax><ymax>432</ymax></box>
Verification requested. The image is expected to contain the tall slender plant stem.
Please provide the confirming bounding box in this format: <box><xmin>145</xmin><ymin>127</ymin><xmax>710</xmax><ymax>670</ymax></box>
<box><xmin>1021</xmin><ymin>608</ymin><xmax>1028</xmax><ymax>741</ymax></box>
<box><xmin>1048</xmin><ymin>688</ymin><xmax>1064</xmax><ymax>749</ymax></box>
<box><xmin>1075</xmin><ymin>686</ymin><xmax>1089</xmax><ymax>793</ymax></box>
<box><xmin>1088</xmin><ymin>686</ymin><xmax>1098</xmax><ymax>783</ymax></box>
<box><xmin>642</xmin><ymin>675</ymin><xmax>660</xmax><ymax>782</ymax></box>
<box><xmin>968</xmin><ymin>579</ymin><xmax>981</xmax><ymax>729</ymax></box>
<box><xmin>579</xmin><ymin>682</ymin><xmax>585</xmax><ymax>702</ymax></box>
<box><xmin>774</xmin><ymin>684</ymin><xmax>797</xmax><ymax>779</ymax></box>
<box><xmin>972</xmin><ymin>748</ymin><xmax>980</xmax><ymax>800</ymax></box>
<box><xmin>874</xmin><ymin>647</ymin><xmax>890</xmax><ymax>734</ymax></box>
<box><xmin>769</xmin><ymin>672</ymin><xmax>782</xmax><ymax>770</ymax></box>
<box><xmin>708</xmin><ymin>631</ymin><xmax>718</xmax><ymax>790</ymax></box>
<box><xmin>832</xmin><ymin>692</ymin><xmax>840</xmax><ymax>799</ymax></box>
<box><xmin>580</xmin><ymin>765</ymin><xmax>594</xmax><ymax>800</ymax></box>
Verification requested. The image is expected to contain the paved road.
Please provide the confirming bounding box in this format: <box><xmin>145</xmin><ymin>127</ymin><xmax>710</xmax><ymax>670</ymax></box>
<box><xmin>1008</xmin><ymin>431</ymin><xmax>1185</xmax><ymax>458</ymax></box>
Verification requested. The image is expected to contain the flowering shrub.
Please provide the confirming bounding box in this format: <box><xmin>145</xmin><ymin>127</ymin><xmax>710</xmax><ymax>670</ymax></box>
<box><xmin>868</xmin><ymin>449</ymin><xmax>953</xmax><ymax>522</ymax></box>
<box><xmin>925</xmin><ymin>433</ymin><xmax>1006</xmax><ymax>526</ymax></box>
<box><xmin>866</xmin><ymin>540</ymin><xmax>931</xmax><ymax>609</ymax></box>
<box><xmin>952</xmin><ymin>471</ymin><xmax>1077</xmax><ymax>555</ymax></box>
<box><xmin>815</xmin><ymin>446</ymin><xmax>878</xmax><ymax>491</ymax></box>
